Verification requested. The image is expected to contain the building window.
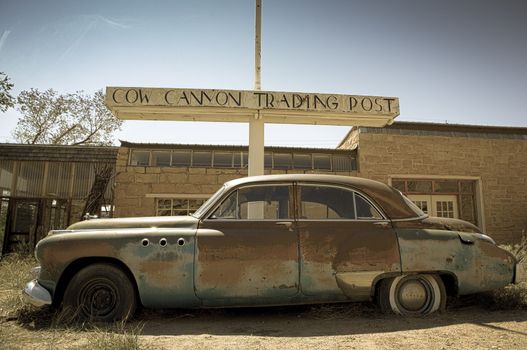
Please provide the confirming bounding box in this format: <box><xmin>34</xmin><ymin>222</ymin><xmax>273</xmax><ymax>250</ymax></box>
<box><xmin>172</xmin><ymin>150</ymin><xmax>191</xmax><ymax>167</ymax></box>
<box><xmin>192</xmin><ymin>151</ymin><xmax>212</xmax><ymax>167</ymax></box>
<box><xmin>293</xmin><ymin>154</ymin><xmax>312</xmax><ymax>169</ymax></box>
<box><xmin>152</xmin><ymin>151</ymin><xmax>171</xmax><ymax>167</ymax></box>
<box><xmin>129</xmin><ymin>148</ymin><xmax>356</xmax><ymax>172</ymax></box>
<box><xmin>156</xmin><ymin>198</ymin><xmax>207</xmax><ymax>216</ymax></box>
<box><xmin>130</xmin><ymin>150</ymin><xmax>150</xmax><ymax>166</ymax></box>
<box><xmin>264</xmin><ymin>153</ymin><xmax>273</xmax><ymax>168</ymax></box>
<box><xmin>332</xmin><ymin>155</ymin><xmax>353</xmax><ymax>172</ymax></box>
<box><xmin>436</xmin><ymin>200</ymin><xmax>455</xmax><ymax>218</ymax></box>
<box><xmin>273</xmin><ymin>153</ymin><xmax>292</xmax><ymax>169</ymax></box>
<box><xmin>213</xmin><ymin>152</ymin><xmax>233</xmax><ymax>168</ymax></box>
<box><xmin>393</xmin><ymin>179</ymin><xmax>476</xmax><ymax>224</ymax></box>
<box><xmin>313</xmin><ymin>154</ymin><xmax>331</xmax><ymax>170</ymax></box>
<box><xmin>413</xmin><ymin>200</ymin><xmax>429</xmax><ymax>214</ymax></box>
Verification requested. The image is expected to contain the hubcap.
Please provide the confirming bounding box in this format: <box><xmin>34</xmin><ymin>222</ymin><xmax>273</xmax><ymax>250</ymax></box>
<box><xmin>396</xmin><ymin>277</ymin><xmax>433</xmax><ymax>313</ymax></box>
<box><xmin>79</xmin><ymin>278</ymin><xmax>118</xmax><ymax>318</ymax></box>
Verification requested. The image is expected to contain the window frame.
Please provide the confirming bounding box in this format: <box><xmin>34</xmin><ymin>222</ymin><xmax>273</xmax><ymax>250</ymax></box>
<box><xmin>203</xmin><ymin>181</ymin><xmax>387</xmax><ymax>222</ymax></box>
<box><xmin>155</xmin><ymin>197</ymin><xmax>208</xmax><ymax>216</ymax></box>
<box><xmin>204</xmin><ymin>182</ymin><xmax>294</xmax><ymax>221</ymax></box>
<box><xmin>295</xmin><ymin>182</ymin><xmax>387</xmax><ymax>222</ymax></box>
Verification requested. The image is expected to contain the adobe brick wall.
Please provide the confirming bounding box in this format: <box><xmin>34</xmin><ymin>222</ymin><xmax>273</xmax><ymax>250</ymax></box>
<box><xmin>114</xmin><ymin>147</ymin><xmax>357</xmax><ymax>218</ymax></box>
<box><xmin>347</xmin><ymin>130</ymin><xmax>527</xmax><ymax>243</ymax></box>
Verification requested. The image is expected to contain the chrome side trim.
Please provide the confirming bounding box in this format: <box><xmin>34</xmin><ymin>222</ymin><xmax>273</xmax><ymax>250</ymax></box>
<box><xmin>23</xmin><ymin>280</ymin><xmax>52</xmax><ymax>307</ymax></box>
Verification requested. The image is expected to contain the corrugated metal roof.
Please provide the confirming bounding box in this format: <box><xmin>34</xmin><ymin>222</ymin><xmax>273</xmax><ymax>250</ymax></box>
<box><xmin>0</xmin><ymin>143</ymin><xmax>118</xmax><ymax>162</ymax></box>
<box><xmin>119</xmin><ymin>140</ymin><xmax>356</xmax><ymax>154</ymax></box>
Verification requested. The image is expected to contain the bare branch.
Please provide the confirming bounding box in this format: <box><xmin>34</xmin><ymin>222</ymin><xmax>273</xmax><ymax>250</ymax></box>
<box><xmin>52</xmin><ymin>123</ymin><xmax>79</xmax><ymax>144</ymax></box>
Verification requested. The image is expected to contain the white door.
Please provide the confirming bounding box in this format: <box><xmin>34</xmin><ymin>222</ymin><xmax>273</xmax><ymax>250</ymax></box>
<box><xmin>407</xmin><ymin>194</ymin><xmax>458</xmax><ymax>219</ymax></box>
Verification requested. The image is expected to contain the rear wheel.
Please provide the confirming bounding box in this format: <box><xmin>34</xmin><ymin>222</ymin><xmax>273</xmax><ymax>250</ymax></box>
<box><xmin>378</xmin><ymin>274</ymin><xmax>446</xmax><ymax>316</ymax></box>
<box><xmin>63</xmin><ymin>263</ymin><xmax>136</xmax><ymax>322</ymax></box>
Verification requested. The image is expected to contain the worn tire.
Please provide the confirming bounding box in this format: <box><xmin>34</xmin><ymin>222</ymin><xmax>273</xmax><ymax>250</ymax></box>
<box><xmin>377</xmin><ymin>274</ymin><xmax>446</xmax><ymax>316</ymax></box>
<box><xmin>63</xmin><ymin>263</ymin><xmax>136</xmax><ymax>322</ymax></box>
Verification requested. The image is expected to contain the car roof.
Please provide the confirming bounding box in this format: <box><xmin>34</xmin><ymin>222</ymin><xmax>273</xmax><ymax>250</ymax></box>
<box><xmin>223</xmin><ymin>174</ymin><xmax>418</xmax><ymax>219</ymax></box>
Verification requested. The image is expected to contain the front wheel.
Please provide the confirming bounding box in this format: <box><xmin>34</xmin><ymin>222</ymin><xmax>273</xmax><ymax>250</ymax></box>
<box><xmin>377</xmin><ymin>274</ymin><xmax>446</xmax><ymax>316</ymax></box>
<box><xmin>63</xmin><ymin>263</ymin><xmax>137</xmax><ymax>322</ymax></box>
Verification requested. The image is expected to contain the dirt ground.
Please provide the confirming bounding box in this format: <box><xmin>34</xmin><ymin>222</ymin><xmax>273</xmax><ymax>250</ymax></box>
<box><xmin>1</xmin><ymin>302</ymin><xmax>526</xmax><ymax>350</ymax></box>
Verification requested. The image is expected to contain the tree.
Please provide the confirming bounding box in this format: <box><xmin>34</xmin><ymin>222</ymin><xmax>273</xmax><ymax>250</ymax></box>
<box><xmin>0</xmin><ymin>72</ymin><xmax>15</xmax><ymax>112</ymax></box>
<box><xmin>13</xmin><ymin>89</ymin><xmax>122</xmax><ymax>145</ymax></box>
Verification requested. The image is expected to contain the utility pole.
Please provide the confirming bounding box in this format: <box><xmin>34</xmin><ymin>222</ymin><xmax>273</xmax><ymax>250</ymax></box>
<box><xmin>248</xmin><ymin>0</ymin><xmax>264</xmax><ymax>177</ymax></box>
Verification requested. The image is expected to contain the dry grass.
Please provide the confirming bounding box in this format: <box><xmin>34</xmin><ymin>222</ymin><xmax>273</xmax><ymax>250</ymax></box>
<box><xmin>0</xmin><ymin>253</ymin><xmax>148</xmax><ymax>349</ymax></box>
<box><xmin>0</xmin><ymin>252</ymin><xmax>36</xmax><ymax>318</ymax></box>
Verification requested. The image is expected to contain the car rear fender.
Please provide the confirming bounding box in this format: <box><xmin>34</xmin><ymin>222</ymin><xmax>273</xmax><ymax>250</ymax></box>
<box><xmin>396</xmin><ymin>228</ymin><xmax>514</xmax><ymax>294</ymax></box>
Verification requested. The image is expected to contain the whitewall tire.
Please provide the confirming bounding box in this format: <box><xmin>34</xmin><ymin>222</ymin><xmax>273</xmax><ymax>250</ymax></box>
<box><xmin>378</xmin><ymin>274</ymin><xmax>446</xmax><ymax>316</ymax></box>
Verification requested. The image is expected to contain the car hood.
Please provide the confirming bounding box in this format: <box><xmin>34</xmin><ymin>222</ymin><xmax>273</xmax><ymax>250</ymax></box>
<box><xmin>64</xmin><ymin>215</ymin><xmax>199</xmax><ymax>231</ymax></box>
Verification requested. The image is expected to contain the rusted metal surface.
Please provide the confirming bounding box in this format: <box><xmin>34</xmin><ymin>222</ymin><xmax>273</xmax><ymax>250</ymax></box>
<box><xmin>297</xmin><ymin>220</ymin><xmax>400</xmax><ymax>301</ymax></box>
<box><xmin>67</xmin><ymin>215</ymin><xmax>198</xmax><ymax>230</ymax></box>
<box><xmin>36</xmin><ymin>226</ymin><xmax>200</xmax><ymax>308</ymax></box>
<box><xmin>393</xmin><ymin>216</ymin><xmax>482</xmax><ymax>233</ymax></box>
<box><xmin>26</xmin><ymin>174</ymin><xmax>519</xmax><ymax>311</ymax></box>
<box><xmin>195</xmin><ymin>220</ymin><xmax>299</xmax><ymax>306</ymax></box>
<box><xmin>395</xmin><ymin>217</ymin><xmax>515</xmax><ymax>294</ymax></box>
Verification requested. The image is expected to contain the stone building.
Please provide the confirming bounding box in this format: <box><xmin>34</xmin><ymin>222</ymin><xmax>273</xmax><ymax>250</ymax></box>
<box><xmin>338</xmin><ymin>122</ymin><xmax>527</xmax><ymax>243</ymax></box>
<box><xmin>113</xmin><ymin>141</ymin><xmax>357</xmax><ymax>218</ymax></box>
<box><xmin>0</xmin><ymin>144</ymin><xmax>117</xmax><ymax>253</ymax></box>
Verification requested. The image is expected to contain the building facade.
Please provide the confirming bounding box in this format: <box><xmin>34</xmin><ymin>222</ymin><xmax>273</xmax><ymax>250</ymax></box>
<box><xmin>338</xmin><ymin>122</ymin><xmax>527</xmax><ymax>243</ymax></box>
<box><xmin>0</xmin><ymin>144</ymin><xmax>117</xmax><ymax>253</ymax></box>
<box><xmin>113</xmin><ymin>141</ymin><xmax>357</xmax><ymax>218</ymax></box>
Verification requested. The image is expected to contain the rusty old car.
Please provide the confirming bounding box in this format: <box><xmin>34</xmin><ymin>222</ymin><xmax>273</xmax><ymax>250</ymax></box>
<box><xmin>23</xmin><ymin>174</ymin><xmax>525</xmax><ymax>321</ymax></box>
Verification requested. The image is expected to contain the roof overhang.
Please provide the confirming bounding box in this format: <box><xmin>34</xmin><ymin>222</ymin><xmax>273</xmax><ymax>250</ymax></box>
<box><xmin>106</xmin><ymin>87</ymin><xmax>399</xmax><ymax>127</ymax></box>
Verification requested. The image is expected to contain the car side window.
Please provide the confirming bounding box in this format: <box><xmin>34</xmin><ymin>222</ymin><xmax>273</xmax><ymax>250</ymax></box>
<box><xmin>210</xmin><ymin>185</ymin><xmax>291</xmax><ymax>220</ymax></box>
<box><xmin>299</xmin><ymin>185</ymin><xmax>383</xmax><ymax>220</ymax></box>
<box><xmin>354</xmin><ymin>193</ymin><xmax>383</xmax><ymax>220</ymax></box>
<box><xmin>299</xmin><ymin>185</ymin><xmax>355</xmax><ymax>219</ymax></box>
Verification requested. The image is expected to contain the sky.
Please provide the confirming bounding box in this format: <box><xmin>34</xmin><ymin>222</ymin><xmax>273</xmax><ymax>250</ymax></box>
<box><xmin>0</xmin><ymin>0</ymin><xmax>526</xmax><ymax>147</ymax></box>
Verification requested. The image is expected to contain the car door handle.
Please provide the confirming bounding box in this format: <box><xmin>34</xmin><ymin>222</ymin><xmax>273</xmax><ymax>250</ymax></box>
<box><xmin>276</xmin><ymin>221</ymin><xmax>294</xmax><ymax>231</ymax></box>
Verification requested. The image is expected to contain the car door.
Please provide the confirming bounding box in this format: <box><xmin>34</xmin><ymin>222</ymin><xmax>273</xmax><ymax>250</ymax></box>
<box><xmin>296</xmin><ymin>183</ymin><xmax>401</xmax><ymax>301</ymax></box>
<box><xmin>195</xmin><ymin>182</ymin><xmax>299</xmax><ymax>306</ymax></box>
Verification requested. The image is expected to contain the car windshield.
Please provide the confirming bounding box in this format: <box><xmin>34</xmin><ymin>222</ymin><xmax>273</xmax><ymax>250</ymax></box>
<box><xmin>399</xmin><ymin>191</ymin><xmax>426</xmax><ymax>217</ymax></box>
<box><xmin>191</xmin><ymin>185</ymin><xmax>226</xmax><ymax>218</ymax></box>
